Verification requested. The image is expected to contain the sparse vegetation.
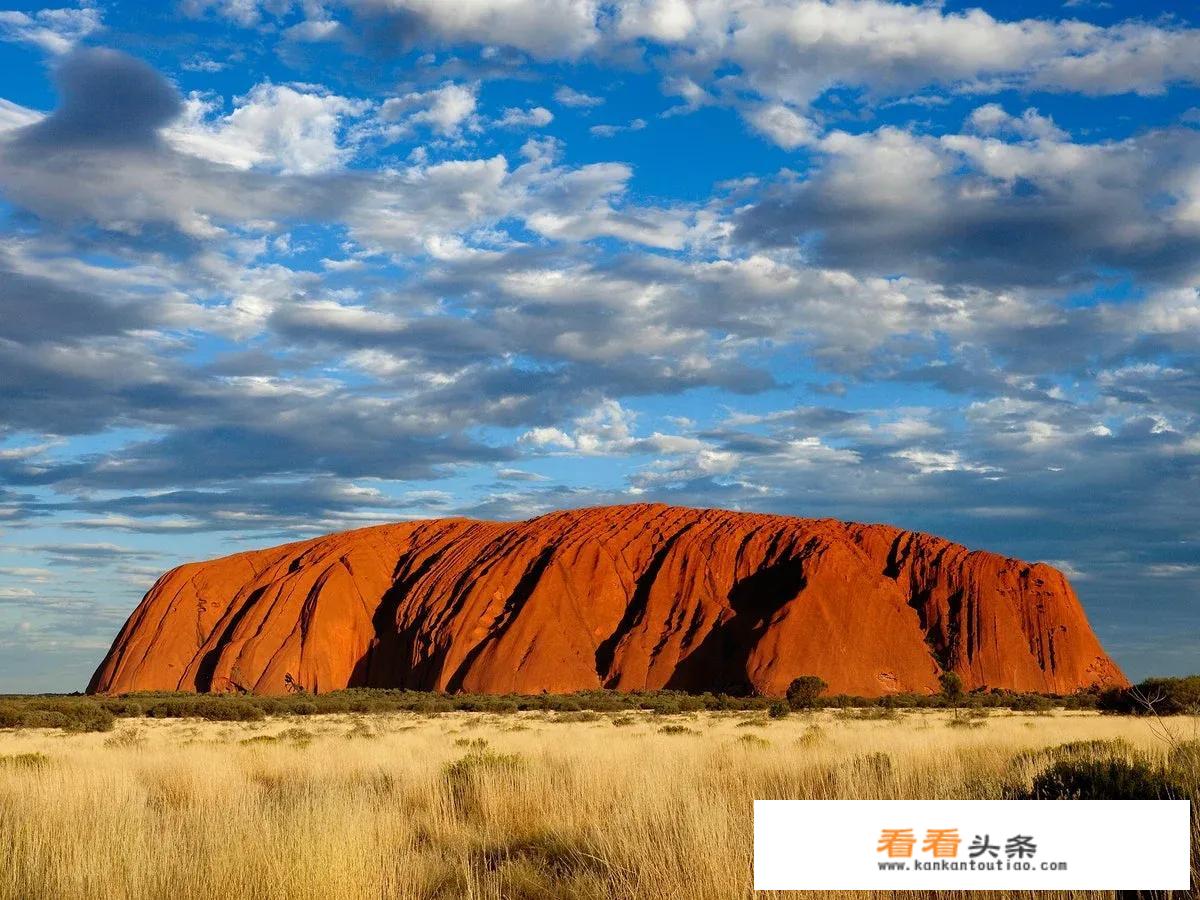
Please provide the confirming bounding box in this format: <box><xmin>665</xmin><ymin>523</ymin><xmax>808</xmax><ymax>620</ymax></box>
<box><xmin>0</xmin><ymin>684</ymin><xmax>1130</xmax><ymax>734</ymax></box>
<box><xmin>1097</xmin><ymin>675</ymin><xmax>1200</xmax><ymax>716</ymax></box>
<box><xmin>1</xmin><ymin>708</ymin><xmax>1194</xmax><ymax>899</ymax></box>
<box><xmin>103</xmin><ymin>726</ymin><xmax>146</xmax><ymax>749</ymax></box>
<box><xmin>0</xmin><ymin>697</ymin><xmax>115</xmax><ymax>732</ymax></box>
<box><xmin>0</xmin><ymin>752</ymin><xmax>50</xmax><ymax>770</ymax></box>
<box><xmin>735</xmin><ymin>733</ymin><xmax>771</xmax><ymax>748</ymax></box>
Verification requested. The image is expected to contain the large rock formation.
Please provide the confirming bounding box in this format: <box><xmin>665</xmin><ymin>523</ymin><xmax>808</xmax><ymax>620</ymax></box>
<box><xmin>88</xmin><ymin>504</ymin><xmax>1127</xmax><ymax>697</ymax></box>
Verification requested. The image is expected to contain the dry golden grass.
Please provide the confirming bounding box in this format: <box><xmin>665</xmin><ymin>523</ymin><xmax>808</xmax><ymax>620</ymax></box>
<box><xmin>0</xmin><ymin>709</ymin><xmax>1192</xmax><ymax>899</ymax></box>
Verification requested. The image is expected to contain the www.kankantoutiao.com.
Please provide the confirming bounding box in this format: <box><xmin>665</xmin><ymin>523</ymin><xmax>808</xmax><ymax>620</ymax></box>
<box><xmin>877</xmin><ymin>860</ymin><xmax>1070</xmax><ymax>872</ymax></box>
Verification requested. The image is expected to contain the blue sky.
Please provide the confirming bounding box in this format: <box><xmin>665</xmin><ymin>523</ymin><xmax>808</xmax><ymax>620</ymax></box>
<box><xmin>1</xmin><ymin>0</ymin><xmax>1198</xmax><ymax>691</ymax></box>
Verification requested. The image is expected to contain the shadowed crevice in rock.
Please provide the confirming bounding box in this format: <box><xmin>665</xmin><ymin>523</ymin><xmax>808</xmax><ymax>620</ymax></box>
<box><xmin>665</xmin><ymin>552</ymin><xmax>809</xmax><ymax>695</ymax></box>
<box><xmin>357</xmin><ymin>540</ymin><xmax>458</xmax><ymax>689</ymax></box>
<box><xmin>595</xmin><ymin>522</ymin><xmax>696</xmax><ymax>686</ymax></box>
<box><xmin>194</xmin><ymin>585</ymin><xmax>266</xmax><ymax>692</ymax></box>
<box><xmin>444</xmin><ymin>545</ymin><xmax>557</xmax><ymax>693</ymax></box>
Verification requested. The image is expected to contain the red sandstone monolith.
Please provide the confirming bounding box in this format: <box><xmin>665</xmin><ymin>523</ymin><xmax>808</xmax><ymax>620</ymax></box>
<box><xmin>88</xmin><ymin>504</ymin><xmax>1127</xmax><ymax>697</ymax></box>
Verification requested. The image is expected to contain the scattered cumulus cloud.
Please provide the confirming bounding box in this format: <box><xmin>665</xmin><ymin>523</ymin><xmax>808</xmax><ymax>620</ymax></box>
<box><xmin>0</xmin><ymin>5</ymin><xmax>101</xmax><ymax>54</ymax></box>
<box><xmin>169</xmin><ymin>83</ymin><xmax>372</xmax><ymax>174</ymax></box>
<box><xmin>554</xmin><ymin>85</ymin><xmax>604</xmax><ymax>108</ymax></box>
<box><xmin>376</xmin><ymin>81</ymin><xmax>479</xmax><ymax>138</ymax></box>
<box><xmin>495</xmin><ymin>105</ymin><xmax>554</xmax><ymax>128</ymax></box>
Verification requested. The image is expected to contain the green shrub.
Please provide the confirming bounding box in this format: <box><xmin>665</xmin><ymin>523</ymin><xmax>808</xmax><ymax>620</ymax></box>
<box><xmin>145</xmin><ymin>700</ymin><xmax>194</xmax><ymax>718</ymax></box>
<box><xmin>542</xmin><ymin>696</ymin><xmax>583</xmax><ymax>713</ymax></box>
<box><xmin>767</xmin><ymin>700</ymin><xmax>789</xmax><ymax>719</ymax></box>
<box><xmin>194</xmin><ymin>699</ymin><xmax>265</xmax><ymax>722</ymax></box>
<box><xmin>647</xmin><ymin>701</ymin><xmax>683</xmax><ymax>716</ymax></box>
<box><xmin>785</xmin><ymin>676</ymin><xmax>827</xmax><ymax>710</ymax></box>
<box><xmin>1048</xmin><ymin>738</ymin><xmax>1135</xmax><ymax>763</ymax></box>
<box><xmin>1009</xmin><ymin>693</ymin><xmax>1053</xmax><ymax>713</ymax></box>
<box><xmin>0</xmin><ymin>702</ymin><xmax>24</xmax><ymax>729</ymax></box>
<box><xmin>0</xmin><ymin>699</ymin><xmax>114</xmax><ymax>733</ymax></box>
<box><xmin>1059</xmin><ymin>690</ymin><xmax>1100</xmax><ymax>711</ymax></box>
<box><xmin>1138</xmin><ymin>677</ymin><xmax>1200</xmax><ymax>715</ymax></box>
<box><xmin>939</xmin><ymin>672</ymin><xmax>964</xmax><ymax>701</ymax></box>
<box><xmin>1026</xmin><ymin>759</ymin><xmax>1182</xmax><ymax>800</ymax></box>
<box><xmin>0</xmin><ymin>685</ymin><xmax>1121</xmax><ymax>729</ymax></box>
<box><xmin>1009</xmin><ymin>738</ymin><xmax>1135</xmax><ymax>775</ymax></box>
<box><xmin>1097</xmin><ymin>676</ymin><xmax>1200</xmax><ymax>716</ymax></box>
<box><xmin>63</xmin><ymin>705</ymin><xmax>116</xmax><ymax>733</ymax></box>
<box><xmin>658</xmin><ymin>724</ymin><xmax>696</xmax><ymax>735</ymax></box>
<box><xmin>99</xmin><ymin>699</ymin><xmax>143</xmax><ymax>717</ymax></box>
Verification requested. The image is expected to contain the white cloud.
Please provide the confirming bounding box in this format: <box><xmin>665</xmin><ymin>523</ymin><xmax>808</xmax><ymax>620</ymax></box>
<box><xmin>495</xmin><ymin>106</ymin><xmax>554</xmax><ymax>128</ymax></box>
<box><xmin>554</xmin><ymin>85</ymin><xmax>604</xmax><ymax>108</ymax></box>
<box><xmin>519</xmin><ymin>425</ymin><xmax>577</xmax><ymax>450</ymax></box>
<box><xmin>283</xmin><ymin>17</ymin><xmax>344</xmax><ymax>42</ymax></box>
<box><xmin>588</xmin><ymin>118</ymin><xmax>645</xmax><ymax>138</ymax></box>
<box><xmin>891</xmin><ymin>448</ymin><xmax>997</xmax><ymax>475</ymax></box>
<box><xmin>519</xmin><ymin>399</ymin><xmax>705</xmax><ymax>457</ymax></box>
<box><xmin>0</xmin><ymin>99</ymin><xmax>43</xmax><ymax>134</ymax></box>
<box><xmin>180</xmin><ymin>55</ymin><xmax>227</xmax><ymax>73</ymax></box>
<box><xmin>180</xmin><ymin>0</ymin><xmax>278</xmax><ymax>28</ymax></box>
<box><xmin>345</xmin><ymin>143</ymin><xmax>706</xmax><ymax>254</ymax></box>
<box><xmin>0</xmin><ymin>567</ymin><xmax>52</xmax><ymax>580</ymax></box>
<box><xmin>1144</xmin><ymin>564</ymin><xmax>1200</xmax><ymax>578</ymax></box>
<box><xmin>745</xmin><ymin>104</ymin><xmax>816</xmax><ymax>149</ymax></box>
<box><xmin>353</xmin><ymin>0</ymin><xmax>602</xmax><ymax>58</ymax></box>
<box><xmin>0</xmin><ymin>6</ymin><xmax>102</xmax><ymax>54</ymax></box>
<box><xmin>377</xmin><ymin>82</ymin><xmax>479</xmax><ymax>138</ymax></box>
<box><xmin>519</xmin><ymin>400</ymin><xmax>636</xmax><ymax>454</ymax></box>
<box><xmin>615</xmin><ymin>0</ymin><xmax>696</xmax><ymax>42</ymax></box>
<box><xmin>659</xmin><ymin>75</ymin><xmax>713</xmax><ymax>116</ymax></box>
<box><xmin>168</xmin><ymin>83</ymin><xmax>371</xmax><ymax>174</ymax></box>
<box><xmin>967</xmin><ymin>103</ymin><xmax>1067</xmax><ymax>141</ymax></box>
<box><xmin>614</xmin><ymin>1</ymin><xmax>1200</xmax><ymax>144</ymax></box>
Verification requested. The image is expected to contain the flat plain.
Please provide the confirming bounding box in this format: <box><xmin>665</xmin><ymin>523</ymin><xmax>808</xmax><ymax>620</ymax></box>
<box><xmin>1</xmin><ymin>708</ymin><xmax>1194</xmax><ymax>900</ymax></box>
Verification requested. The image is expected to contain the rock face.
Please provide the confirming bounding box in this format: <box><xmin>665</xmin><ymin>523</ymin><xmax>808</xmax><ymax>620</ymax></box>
<box><xmin>88</xmin><ymin>504</ymin><xmax>1127</xmax><ymax>697</ymax></box>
